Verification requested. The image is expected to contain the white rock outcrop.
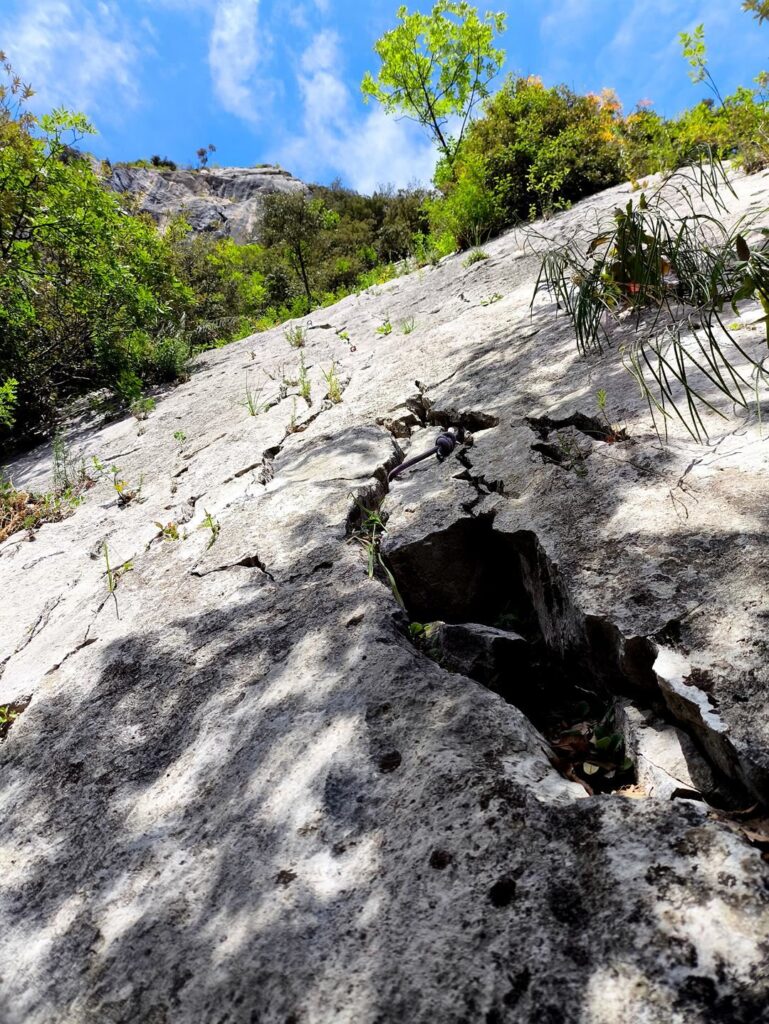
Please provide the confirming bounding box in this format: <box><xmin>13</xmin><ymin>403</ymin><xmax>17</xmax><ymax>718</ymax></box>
<box><xmin>107</xmin><ymin>164</ymin><xmax>306</xmax><ymax>239</ymax></box>
<box><xmin>2</xmin><ymin>168</ymin><xmax>769</xmax><ymax>1023</ymax></box>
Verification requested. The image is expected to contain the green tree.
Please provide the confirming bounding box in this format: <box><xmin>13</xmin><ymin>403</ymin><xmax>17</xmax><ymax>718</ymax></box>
<box><xmin>260</xmin><ymin>192</ymin><xmax>338</xmax><ymax>313</ymax></box>
<box><xmin>167</xmin><ymin>222</ymin><xmax>268</xmax><ymax>346</ymax></box>
<box><xmin>0</xmin><ymin>55</ymin><xmax>190</xmax><ymax>441</ymax></box>
<box><xmin>679</xmin><ymin>25</ymin><xmax>725</xmax><ymax>106</ymax></box>
<box><xmin>441</xmin><ymin>76</ymin><xmax>623</xmax><ymax>233</ymax></box>
<box><xmin>677</xmin><ymin>25</ymin><xmax>769</xmax><ymax>171</ymax></box>
<box><xmin>744</xmin><ymin>1</ymin><xmax>769</xmax><ymax>24</ymax></box>
<box><xmin>361</xmin><ymin>1</ymin><xmax>506</xmax><ymax>170</ymax></box>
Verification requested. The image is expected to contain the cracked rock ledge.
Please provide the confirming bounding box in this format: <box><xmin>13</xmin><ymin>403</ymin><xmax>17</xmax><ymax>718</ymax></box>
<box><xmin>2</xmin><ymin>169</ymin><xmax>769</xmax><ymax>1024</ymax></box>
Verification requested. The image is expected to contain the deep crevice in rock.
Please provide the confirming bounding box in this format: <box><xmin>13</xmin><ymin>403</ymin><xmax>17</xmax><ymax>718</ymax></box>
<box><xmin>191</xmin><ymin>554</ymin><xmax>274</xmax><ymax>580</ymax></box>
<box><xmin>378</xmin><ymin>389</ymin><xmax>500</xmax><ymax>441</ymax></box>
<box><xmin>344</xmin><ymin>439</ymin><xmax>402</xmax><ymax>535</ymax></box>
<box><xmin>526</xmin><ymin>413</ymin><xmax>628</xmax><ymax>444</ymax></box>
<box><xmin>429</xmin><ymin>407</ymin><xmax>500</xmax><ymax>433</ymax></box>
<box><xmin>386</xmin><ymin>515</ymin><xmax>754</xmax><ymax>807</ymax></box>
<box><xmin>454</xmin><ymin>451</ymin><xmax>506</xmax><ymax>506</ymax></box>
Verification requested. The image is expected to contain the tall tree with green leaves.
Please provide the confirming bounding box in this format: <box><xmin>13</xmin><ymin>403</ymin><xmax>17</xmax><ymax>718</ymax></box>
<box><xmin>260</xmin><ymin>192</ymin><xmax>338</xmax><ymax>313</ymax></box>
<box><xmin>361</xmin><ymin>2</ymin><xmax>506</xmax><ymax>171</ymax></box>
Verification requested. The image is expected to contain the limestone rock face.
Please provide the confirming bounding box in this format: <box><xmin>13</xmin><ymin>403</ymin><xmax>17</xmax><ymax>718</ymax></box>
<box><xmin>107</xmin><ymin>164</ymin><xmax>306</xmax><ymax>240</ymax></box>
<box><xmin>3</xmin><ymin>168</ymin><xmax>769</xmax><ymax>1023</ymax></box>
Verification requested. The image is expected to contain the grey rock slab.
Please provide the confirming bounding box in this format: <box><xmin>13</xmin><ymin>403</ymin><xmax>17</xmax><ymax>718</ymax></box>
<box><xmin>3</xmin><ymin>167</ymin><xmax>769</xmax><ymax>1022</ymax></box>
<box><xmin>427</xmin><ymin>621</ymin><xmax>529</xmax><ymax>687</ymax></box>
<box><xmin>106</xmin><ymin>164</ymin><xmax>307</xmax><ymax>240</ymax></box>
<box><xmin>617</xmin><ymin>700</ymin><xmax>718</xmax><ymax>801</ymax></box>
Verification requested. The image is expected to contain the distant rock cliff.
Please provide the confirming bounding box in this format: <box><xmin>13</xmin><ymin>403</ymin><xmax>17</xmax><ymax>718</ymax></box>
<box><xmin>106</xmin><ymin>164</ymin><xmax>306</xmax><ymax>241</ymax></box>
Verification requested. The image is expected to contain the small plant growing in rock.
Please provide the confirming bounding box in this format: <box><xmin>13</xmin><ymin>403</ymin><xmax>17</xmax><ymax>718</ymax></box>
<box><xmin>347</xmin><ymin>496</ymin><xmax>404</xmax><ymax>609</ymax></box>
<box><xmin>52</xmin><ymin>432</ymin><xmax>70</xmax><ymax>492</ymax></box>
<box><xmin>547</xmin><ymin>703</ymin><xmax>633</xmax><ymax>793</ymax></box>
<box><xmin>0</xmin><ymin>701</ymin><xmax>28</xmax><ymax>740</ymax></box>
<box><xmin>480</xmin><ymin>293</ymin><xmax>502</xmax><ymax>306</ymax></box>
<box><xmin>52</xmin><ymin>433</ymin><xmax>88</xmax><ymax>495</ymax></box>
<box><xmin>400</xmin><ymin>317</ymin><xmax>416</xmax><ymax>334</ymax></box>
<box><xmin>173</xmin><ymin>430</ymin><xmax>187</xmax><ymax>448</ymax></box>
<box><xmin>284</xmin><ymin>324</ymin><xmax>307</xmax><ymax>348</ymax></box>
<box><xmin>286</xmin><ymin>398</ymin><xmax>301</xmax><ymax>433</ymax></box>
<box><xmin>463</xmin><ymin>248</ymin><xmax>489</xmax><ymax>267</ymax></box>
<box><xmin>199</xmin><ymin>510</ymin><xmax>220</xmax><ymax>548</ymax></box>
<box><xmin>108</xmin><ymin>465</ymin><xmax>142</xmax><ymax>507</ymax></box>
<box><xmin>130</xmin><ymin>395</ymin><xmax>156</xmax><ymax>420</ymax></box>
<box><xmin>376</xmin><ymin>319</ymin><xmax>392</xmax><ymax>336</ymax></box>
<box><xmin>102</xmin><ymin>541</ymin><xmax>133</xmax><ymax>618</ymax></box>
<box><xmin>242</xmin><ymin>376</ymin><xmax>270</xmax><ymax>416</ymax></box>
<box><xmin>595</xmin><ymin>389</ymin><xmax>628</xmax><ymax>443</ymax></box>
<box><xmin>154</xmin><ymin>520</ymin><xmax>181</xmax><ymax>541</ymax></box>
<box><xmin>1</xmin><ymin>457</ymin><xmax>90</xmax><ymax>543</ymax></box>
<box><xmin>322</xmin><ymin>363</ymin><xmax>343</xmax><ymax>403</ymax></box>
<box><xmin>338</xmin><ymin>330</ymin><xmax>350</xmax><ymax>341</ymax></box>
<box><xmin>298</xmin><ymin>354</ymin><xmax>312</xmax><ymax>403</ymax></box>
<box><xmin>532</xmin><ymin>431</ymin><xmax>590</xmax><ymax>477</ymax></box>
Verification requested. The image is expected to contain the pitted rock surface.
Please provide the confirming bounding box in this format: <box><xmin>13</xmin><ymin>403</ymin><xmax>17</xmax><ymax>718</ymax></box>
<box><xmin>2</xmin><ymin>168</ymin><xmax>769</xmax><ymax>1023</ymax></box>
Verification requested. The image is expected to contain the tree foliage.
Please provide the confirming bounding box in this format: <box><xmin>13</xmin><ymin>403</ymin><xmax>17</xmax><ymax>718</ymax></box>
<box><xmin>361</xmin><ymin>1</ymin><xmax>506</xmax><ymax>168</ymax></box>
<box><xmin>0</xmin><ymin>51</ymin><xmax>430</xmax><ymax>448</ymax></box>
<box><xmin>743</xmin><ymin>0</ymin><xmax>769</xmax><ymax>25</ymax></box>
<box><xmin>0</xmin><ymin>55</ymin><xmax>190</xmax><ymax>440</ymax></box>
<box><xmin>433</xmin><ymin>76</ymin><xmax>624</xmax><ymax>241</ymax></box>
<box><xmin>260</xmin><ymin>191</ymin><xmax>339</xmax><ymax>313</ymax></box>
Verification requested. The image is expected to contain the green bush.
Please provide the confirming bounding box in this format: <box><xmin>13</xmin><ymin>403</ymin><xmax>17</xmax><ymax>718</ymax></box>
<box><xmin>0</xmin><ymin>56</ymin><xmax>193</xmax><ymax>441</ymax></box>
<box><xmin>452</xmin><ymin>76</ymin><xmax>624</xmax><ymax>230</ymax></box>
<box><xmin>412</xmin><ymin>230</ymin><xmax>457</xmax><ymax>266</ymax></box>
<box><xmin>427</xmin><ymin>149</ymin><xmax>501</xmax><ymax>247</ymax></box>
<box><xmin>0</xmin><ymin>379</ymin><xmax>18</xmax><ymax>431</ymax></box>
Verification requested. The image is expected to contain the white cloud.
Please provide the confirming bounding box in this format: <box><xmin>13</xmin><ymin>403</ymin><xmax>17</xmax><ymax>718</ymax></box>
<box><xmin>209</xmin><ymin>0</ymin><xmax>262</xmax><ymax>119</ymax></box>
<box><xmin>0</xmin><ymin>0</ymin><xmax>141</xmax><ymax>117</ymax></box>
<box><xmin>274</xmin><ymin>29</ymin><xmax>437</xmax><ymax>193</ymax></box>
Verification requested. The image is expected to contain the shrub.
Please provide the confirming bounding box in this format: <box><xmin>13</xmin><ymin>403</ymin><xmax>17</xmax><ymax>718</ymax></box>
<box><xmin>463</xmin><ymin>248</ymin><xmax>489</xmax><ymax>267</ymax></box>
<box><xmin>427</xmin><ymin>149</ymin><xmax>502</xmax><ymax>247</ymax></box>
<box><xmin>0</xmin><ymin>379</ymin><xmax>18</xmax><ymax>431</ymax></box>
<box><xmin>151</xmin><ymin>334</ymin><xmax>191</xmax><ymax>382</ymax></box>
<box><xmin>151</xmin><ymin>154</ymin><xmax>177</xmax><ymax>170</ymax></box>
<box><xmin>453</xmin><ymin>77</ymin><xmax>624</xmax><ymax>230</ymax></box>
<box><xmin>0</xmin><ymin>56</ymin><xmax>192</xmax><ymax>441</ymax></box>
<box><xmin>412</xmin><ymin>230</ymin><xmax>457</xmax><ymax>266</ymax></box>
<box><xmin>534</xmin><ymin>160</ymin><xmax>769</xmax><ymax>441</ymax></box>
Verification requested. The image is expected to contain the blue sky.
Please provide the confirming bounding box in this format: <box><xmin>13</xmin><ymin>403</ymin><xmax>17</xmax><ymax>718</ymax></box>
<box><xmin>1</xmin><ymin>1</ymin><xmax>767</xmax><ymax>193</ymax></box>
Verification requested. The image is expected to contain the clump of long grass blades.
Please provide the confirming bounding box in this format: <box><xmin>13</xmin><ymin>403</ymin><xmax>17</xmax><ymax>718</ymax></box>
<box><xmin>531</xmin><ymin>153</ymin><xmax>769</xmax><ymax>441</ymax></box>
<box><xmin>347</xmin><ymin>495</ymin><xmax>405</xmax><ymax>609</ymax></box>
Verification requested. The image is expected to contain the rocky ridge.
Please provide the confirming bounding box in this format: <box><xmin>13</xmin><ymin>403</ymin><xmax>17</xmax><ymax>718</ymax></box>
<box><xmin>2</xmin><ymin>167</ymin><xmax>769</xmax><ymax>1023</ymax></box>
<box><xmin>106</xmin><ymin>163</ymin><xmax>306</xmax><ymax>239</ymax></box>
